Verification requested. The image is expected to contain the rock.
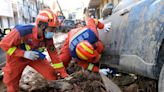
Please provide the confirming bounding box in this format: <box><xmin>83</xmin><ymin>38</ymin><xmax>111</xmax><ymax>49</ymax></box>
<box><xmin>19</xmin><ymin>66</ymin><xmax>49</xmax><ymax>91</ymax></box>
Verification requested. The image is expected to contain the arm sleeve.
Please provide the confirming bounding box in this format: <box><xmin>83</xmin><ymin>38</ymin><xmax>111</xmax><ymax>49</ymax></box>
<box><xmin>97</xmin><ymin>20</ymin><xmax>104</xmax><ymax>29</ymax></box>
<box><xmin>93</xmin><ymin>40</ymin><xmax>104</xmax><ymax>54</ymax></box>
<box><xmin>59</xmin><ymin>36</ymin><xmax>72</xmax><ymax>67</ymax></box>
<box><xmin>86</xmin><ymin>18</ymin><xmax>104</xmax><ymax>38</ymax></box>
<box><xmin>46</xmin><ymin>39</ymin><xmax>61</xmax><ymax>64</ymax></box>
<box><xmin>0</xmin><ymin>29</ymin><xmax>25</xmax><ymax>57</ymax></box>
<box><xmin>77</xmin><ymin>61</ymin><xmax>99</xmax><ymax>72</ymax></box>
<box><xmin>87</xmin><ymin>18</ymin><xmax>104</xmax><ymax>29</ymax></box>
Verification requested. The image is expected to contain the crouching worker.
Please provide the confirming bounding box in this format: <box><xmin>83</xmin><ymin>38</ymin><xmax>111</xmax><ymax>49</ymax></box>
<box><xmin>59</xmin><ymin>8</ymin><xmax>112</xmax><ymax>76</ymax></box>
<box><xmin>0</xmin><ymin>9</ymin><xmax>68</xmax><ymax>92</ymax></box>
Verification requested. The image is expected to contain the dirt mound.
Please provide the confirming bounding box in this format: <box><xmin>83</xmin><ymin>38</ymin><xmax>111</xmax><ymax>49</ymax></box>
<box><xmin>19</xmin><ymin>69</ymin><xmax>107</xmax><ymax>92</ymax></box>
<box><xmin>48</xmin><ymin>71</ymin><xmax>107</xmax><ymax>92</ymax></box>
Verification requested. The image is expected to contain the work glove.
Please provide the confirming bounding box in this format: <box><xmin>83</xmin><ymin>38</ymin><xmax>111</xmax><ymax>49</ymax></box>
<box><xmin>33</xmin><ymin>50</ymin><xmax>46</xmax><ymax>60</ymax></box>
<box><xmin>99</xmin><ymin>67</ymin><xmax>116</xmax><ymax>75</ymax></box>
<box><xmin>104</xmin><ymin>22</ymin><xmax>112</xmax><ymax>32</ymax></box>
<box><xmin>24</xmin><ymin>51</ymin><xmax>39</xmax><ymax>61</ymax></box>
<box><xmin>99</xmin><ymin>68</ymin><xmax>110</xmax><ymax>75</ymax></box>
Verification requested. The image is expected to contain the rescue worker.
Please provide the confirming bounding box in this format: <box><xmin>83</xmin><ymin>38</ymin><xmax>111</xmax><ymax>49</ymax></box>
<box><xmin>59</xmin><ymin>8</ymin><xmax>111</xmax><ymax>75</ymax></box>
<box><xmin>0</xmin><ymin>9</ymin><xmax>68</xmax><ymax>92</ymax></box>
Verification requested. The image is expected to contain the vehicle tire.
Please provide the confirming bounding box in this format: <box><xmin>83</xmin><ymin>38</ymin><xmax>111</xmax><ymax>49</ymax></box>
<box><xmin>158</xmin><ymin>41</ymin><xmax>164</xmax><ymax>92</ymax></box>
<box><xmin>159</xmin><ymin>65</ymin><xmax>164</xmax><ymax>92</ymax></box>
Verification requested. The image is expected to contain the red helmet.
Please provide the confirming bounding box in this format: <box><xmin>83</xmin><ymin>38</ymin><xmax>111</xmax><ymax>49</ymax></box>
<box><xmin>36</xmin><ymin>9</ymin><xmax>58</xmax><ymax>27</ymax></box>
<box><xmin>76</xmin><ymin>40</ymin><xmax>99</xmax><ymax>62</ymax></box>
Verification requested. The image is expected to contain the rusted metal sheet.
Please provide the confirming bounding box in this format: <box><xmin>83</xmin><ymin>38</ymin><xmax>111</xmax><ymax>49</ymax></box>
<box><xmin>99</xmin><ymin>0</ymin><xmax>164</xmax><ymax>79</ymax></box>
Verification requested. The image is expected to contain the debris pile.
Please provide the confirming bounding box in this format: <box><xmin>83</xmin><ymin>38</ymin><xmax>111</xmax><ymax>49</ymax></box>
<box><xmin>48</xmin><ymin>71</ymin><xmax>107</xmax><ymax>92</ymax></box>
<box><xmin>19</xmin><ymin>67</ymin><xmax>108</xmax><ymax>92</ymax></box>
<box><xmin>108</xmin><ymin>73</ymin><xmax>157</xmax><ymax>92</ymax></box>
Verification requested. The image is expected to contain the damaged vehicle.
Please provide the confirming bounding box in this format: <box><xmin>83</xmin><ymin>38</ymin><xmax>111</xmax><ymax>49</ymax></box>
<box><xmin>61</xmin><ymin>19</ymin><xmax>76</xmax><ymax>32</ymax></box>
<box><xmin>99</xmin><ymin>0</ymin><xmax>164</xmax><ymax>91</ymax></box>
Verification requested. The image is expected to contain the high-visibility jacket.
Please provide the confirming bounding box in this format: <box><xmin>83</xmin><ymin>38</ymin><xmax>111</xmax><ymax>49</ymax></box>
<box><xmin>0</xmin><ymin>24</ymin><xmax>64</xmax><ymax>68</ymax></box>
<box><xmin>59</xmin><ymin>18</ymin><xmax>104</xmax><ymax>72</ymax></box>
<box><xmin>0</xmin><ymin>24</ymin><xmax>69</xmax><ymax>91</ymax></box>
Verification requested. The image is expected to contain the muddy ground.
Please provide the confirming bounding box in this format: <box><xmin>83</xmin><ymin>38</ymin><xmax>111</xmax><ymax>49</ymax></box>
<box><xmin>0</xmin><ymin>63</ymin><xmax>157</xmax><ymax>92</ymax></box>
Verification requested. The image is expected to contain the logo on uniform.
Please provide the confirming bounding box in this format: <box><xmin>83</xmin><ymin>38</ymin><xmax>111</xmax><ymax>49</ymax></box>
<box><xmin>49</xmin><ymin>45</ymin><xmax>56</xmax><ymax>52</ymax></box>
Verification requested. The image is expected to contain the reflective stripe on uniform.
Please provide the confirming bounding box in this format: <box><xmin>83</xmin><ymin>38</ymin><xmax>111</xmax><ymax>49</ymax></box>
<box><xmin>52</xmin><ymin>62</ymin><xmax>64</xmax><ymax>69</ymax></box>
<box><xmin>76</xmin><ymin>49</ymin><xmax>88</xmax><ymax>60</ymax></box>
<box><xmin>25</xmin><ymin>44</ymin><xmax>30</xmax><ymax>51</ymax></box>
<box><xmin>38</xmin><ymin>47</ymin><xmax>46</xmax><ymax>52</ymax></box>
<box><xmin>40</xmin><ymin>11</ymin><xmax>53</xmax><ymax>19</ymax></box>
<box><xmin>80</xmin><ymin>42</ymin><xmax>93</xmax><ymax>54</ymax></box>
<box><xmin>87</xmin><ymin>63</ymin><xmax>94</xmax><ymax>71</ymax></box>
<box><xmin>94</xmin><ymin>19</ymin><xmax>98</xmax><ymax>25</ymax></box>
<box><xmin>7</xmin><ymin>47</ymin><xmax>17</xmax><ymax>55</ymax></box>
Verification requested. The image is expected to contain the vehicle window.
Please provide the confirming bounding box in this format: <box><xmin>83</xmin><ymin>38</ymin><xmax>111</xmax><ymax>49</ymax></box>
<box><xmin>81</xmin><ymin>21</ymin><xmax>86</xmax><ymax>26</ymax></box>
<box><xmin>113</xmin><ymin>0</ymin><xmax>141</xmax><ymax>13</ymax></box>
<box><xmin>58</xmin><ymin>16</ymin><xmax>65</xmax><ymax>20</ymax></box>
<box><xmin>63</xmin><ymin>20</ymin><xmax>75</xmax><ymax>26</ymax></box>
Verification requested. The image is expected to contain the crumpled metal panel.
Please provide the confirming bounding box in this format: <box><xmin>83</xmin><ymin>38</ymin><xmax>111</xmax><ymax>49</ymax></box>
<box><xmin>122</xmin><ymin>0</ymin><xmax>163</xmax><ymax>63</ymax></box>
<box><xmin>99</xmin><ymin>0</ymin><xmax>164</xmax><ymax>78</ymax></box>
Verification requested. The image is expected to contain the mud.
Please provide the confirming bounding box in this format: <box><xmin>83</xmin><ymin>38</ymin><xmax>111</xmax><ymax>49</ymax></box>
<box><xmin>48</xmin><ymin>71</ymin><xmax>107</xmax><ymax>92</ymax></box>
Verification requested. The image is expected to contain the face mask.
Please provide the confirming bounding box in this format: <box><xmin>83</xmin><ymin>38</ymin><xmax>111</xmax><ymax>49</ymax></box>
<box><xmin>44</xmin><ymin>31</ymin><xmax>54</xmax><ymax>39</ymax></box>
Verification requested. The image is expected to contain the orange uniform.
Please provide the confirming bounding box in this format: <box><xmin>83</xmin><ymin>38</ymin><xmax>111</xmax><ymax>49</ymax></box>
<box><xmin>0</xmin><ymin>9</ymin><xmax>68</xmax><ymax>92</ymax></box>
<box><xmin>59</xmin><ymin>18</ymin><xmax>104</xmax><ymax>72</ymax></box>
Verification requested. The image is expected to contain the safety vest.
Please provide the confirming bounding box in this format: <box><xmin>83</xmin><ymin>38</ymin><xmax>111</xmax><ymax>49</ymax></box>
<box><xmin>7</xmin><ymin>24</ymin><xmax>34</xmax><ymax>55</ymax></box>
<box><xmin>7</xmin><ymin>24</ymin><xmax>46</xmax><ymax>55</ymax></box>
<box><xmin>69</xmin><ymin>28</ymin><xmax>98</xmax><ymax>59</ymax></box>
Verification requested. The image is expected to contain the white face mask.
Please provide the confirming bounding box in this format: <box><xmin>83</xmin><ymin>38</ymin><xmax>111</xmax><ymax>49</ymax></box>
<box><xmin>44</xmin><ymin>31</ymin><xmax>54</xmax><ymax>39</ymax></box>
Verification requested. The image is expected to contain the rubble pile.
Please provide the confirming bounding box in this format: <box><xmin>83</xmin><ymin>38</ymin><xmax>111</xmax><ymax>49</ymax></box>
<box><xmin>19</xmin><ymin>67</ymin><xmax>49</xmax><ymax>92</ymax></box>
<box><xmin>66</xmin><ymin>61</ymin><xmax>82</xmax><ymax>74</ymax></box>
<box><xmin>18</xmin><ymin>61</ymin><xmax>109</xmax><ymax>92</ymax></box>
<box><xmin>19</xmin><ymin>67</ymin><xmax>107</xmax><ymax>92</ymax></box>
<box><xmin>48</xmin><ymin>71</ymin><xmax>107</xmax><ymax>92</ymax></box>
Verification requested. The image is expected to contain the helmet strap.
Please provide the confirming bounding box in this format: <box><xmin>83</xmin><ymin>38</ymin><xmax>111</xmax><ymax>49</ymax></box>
<box><xmin>37</xmin><ymin>21</ymin><xmax>49</xmax><ymax>46</ymax></box>
<box><xmin>38</xmin><ymin>21</ymin><xmax>48</xmax><ymax>32</ymax></box>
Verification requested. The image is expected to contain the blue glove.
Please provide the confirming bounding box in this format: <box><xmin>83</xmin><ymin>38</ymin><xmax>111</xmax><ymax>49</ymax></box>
<box><xmin>108</xmin><ymin>67</ymin><xmax>117</xmax><ymax>75</ymax></box>
<box><xmin>33</xmin><ymin>50</ymin><xmax>46</xmax><ymax>60</ymax></box>
<box><xmin>24</xmin><ymin>51</ymin><xmax>39</xmax><ymax>61</ymax></box>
